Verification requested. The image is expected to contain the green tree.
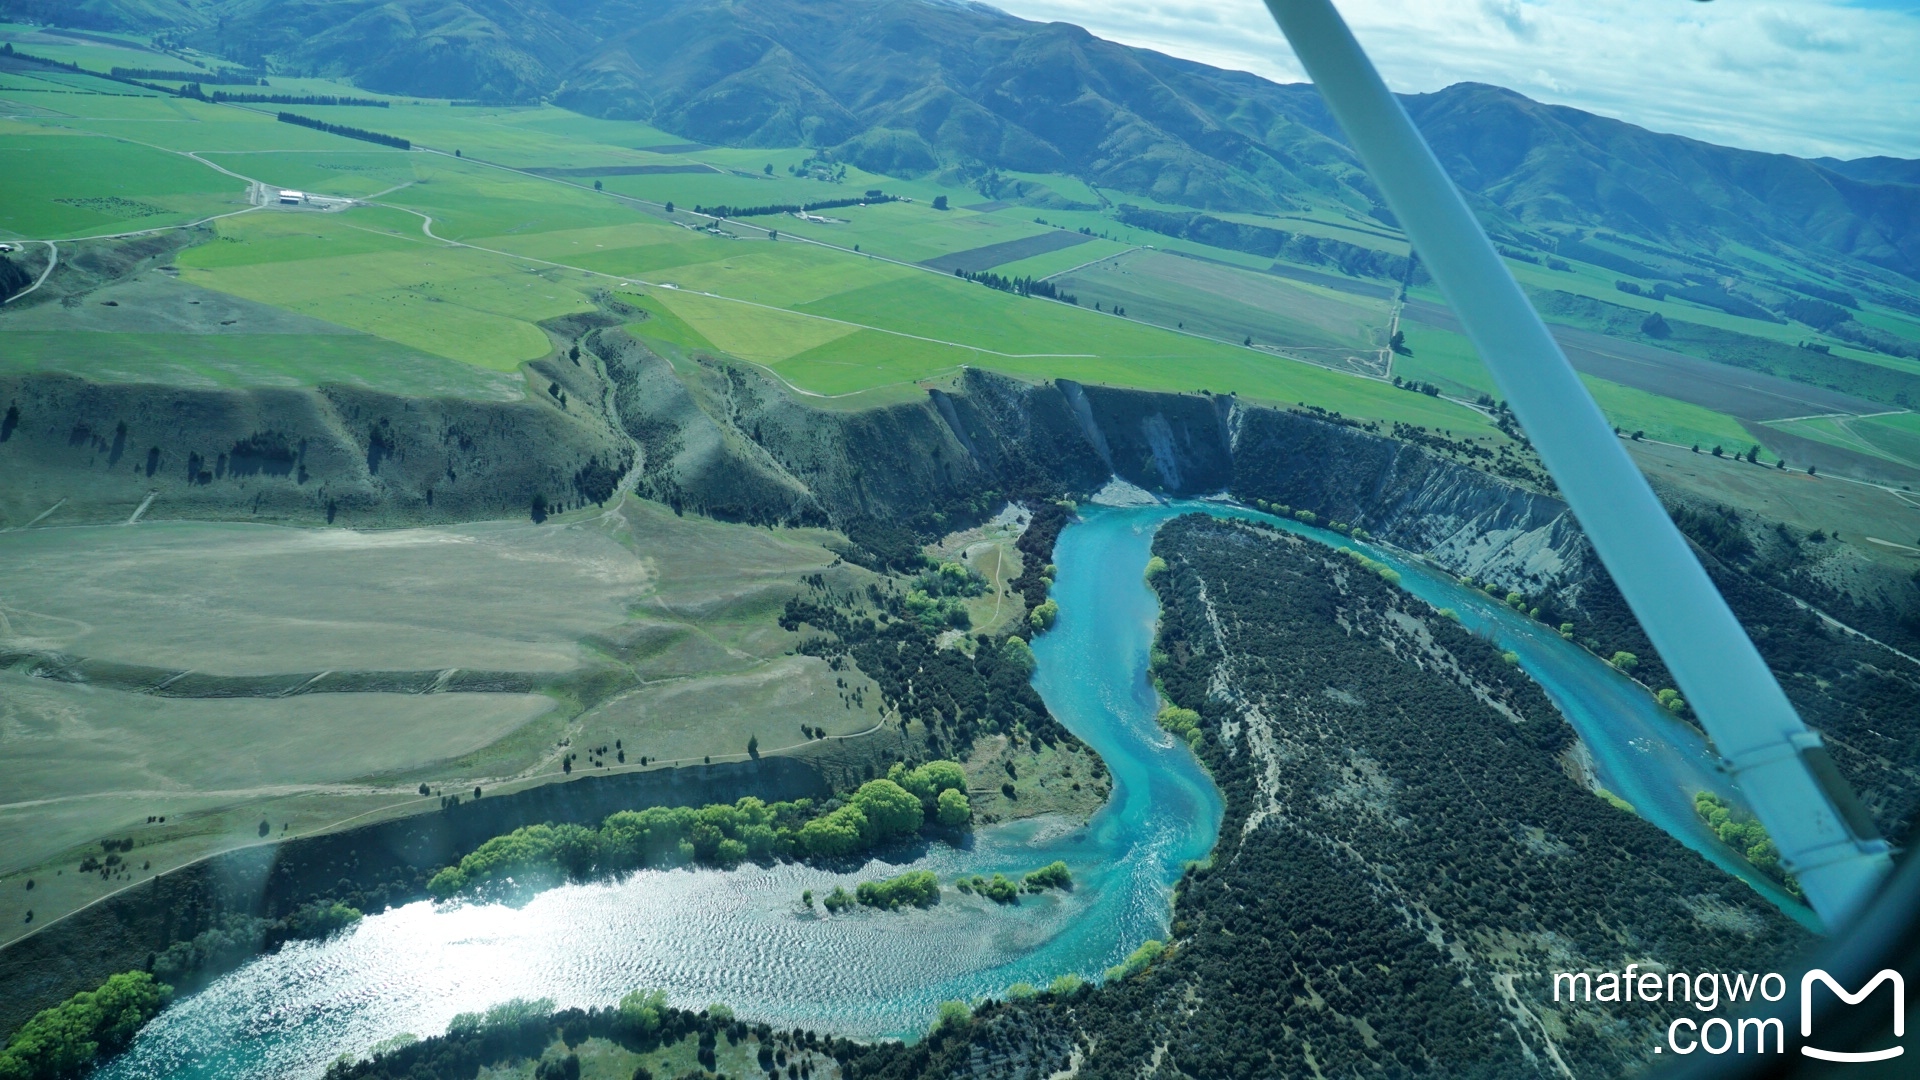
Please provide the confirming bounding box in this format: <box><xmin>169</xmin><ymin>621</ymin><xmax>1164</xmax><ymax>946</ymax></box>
<box><xmin>890</xmin><ymin>760</ymin><xmax>966</xmax><ymax>809</ymax></box>
<box><xmin>855</xmin><ymin>869</ymin><xmax>940</xmax><ymax>909</ymax></box>
<box><xmin>616</xmin><ymin>989</ymin><xmax>667</xmax><ymax>1039</ymax></box>
<box><xmin>936</xmin><ymin>787</ymin><xmax>971</xmax><ymax>827</ymax></box>
<box><xmin>931</xmin><ymin>195</ymin><xmax>948</xmax><ymax>210</ymax></box>
<box><xmin>796</xmin><ymin>805</ymin><xmax>867</xmax><ymax>857</ymax></box>
<box><xmin>1609</xmin><ymin>651</ymin><xmax>1639</xmax><ymax>671</ymax></box>
<box><xmin>1023</xmin><ymin>861</ymin><xmax>1072</xmax><ymax>891</ymax></box>
<box><xmin>849</xmin><ymin>778</ymin><xmax>924</xmax><ymax>841</ymax></box>
<box><xmin>1001</xmin><ymin>636</ymin><xmax>1036</xmax><ymax>675</ymax></box>
<box><xmin>1104</xmin><ymin>939</ymin><xmax>1165</xmax><ymax>981</ymax></box>
<box><xmin>1029</xmin><ymin>599</ymin><xmax>1059</xmax><ymax>631</ymax></box>
<box><xmin>978</xmin><ymin>873</ymin><xmax>1019</xmax><ymax>903</ymax></box>
<box><xmin>1158</xmin><ymin>706</ymin><xmax>1200</xmax><ymax>737</ymax></box>
<box><xmin>747</xmin><ymin>734</ymin><xmax>759</xmax><ymax>760</ymax></box>
<box><xmin>0</xmin><ymin>971</ymin><xmax>173</xmax><ymax>1080</ymax></box>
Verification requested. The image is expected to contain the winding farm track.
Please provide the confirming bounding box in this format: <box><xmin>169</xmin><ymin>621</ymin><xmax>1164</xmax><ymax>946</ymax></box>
<box><xmin>1</xmin><ymin>241</ymin><xmax>57</xmax><ymax>305</ymax></box>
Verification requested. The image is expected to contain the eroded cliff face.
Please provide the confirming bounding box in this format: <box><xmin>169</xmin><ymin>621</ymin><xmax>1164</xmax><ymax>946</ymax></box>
<box><xmin>0</xmin><ymin>370</ymin><xmax>632</xmax><ymax>529</ymax></box>
<box><xmin>1223</xmin><ymin>405</ymin><xmax>1590</xmax><ymax>596</ymax></box>
<box><xmin>592</xmin><ymin>329</ymin><xmax>823</xmax><ymax>527</ymax></box>
<box><xmin>737</xmin><ymin>365</ymin><xmax>1588</xmax><ymax>600</ymax></box>
<box><xmin>0</xmin><ymin>345</ymin><xmax>1589</xmax><ymax>597</ymax></box>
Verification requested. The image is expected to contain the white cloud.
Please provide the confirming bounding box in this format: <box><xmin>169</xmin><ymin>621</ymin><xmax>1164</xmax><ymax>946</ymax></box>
<box><xmin>984</xmin><ymin>0</ymin><xmax>1920</xmax><ymax>159</ymax></box>
<box><xmin>1480</xmin><ymin>0</ymin><xmax>1538</xmax><ymax>42</ymax></box>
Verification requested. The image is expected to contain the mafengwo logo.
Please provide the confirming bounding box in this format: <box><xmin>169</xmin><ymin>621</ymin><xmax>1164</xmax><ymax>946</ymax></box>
<box><xmin>1801</xmin><ymin>970</ymin><xmax>1904</xmax><ymax>1063</ymax></box>
<box><xmin>1550</xmin><ymin>966</ymin><xmax>1904</xmax><ymax>1059</ymax></box>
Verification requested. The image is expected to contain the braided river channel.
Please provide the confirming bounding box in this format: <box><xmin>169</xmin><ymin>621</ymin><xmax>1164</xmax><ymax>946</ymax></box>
<box><xmin>96</xmin><ymin>500</ymin><xmax>1807</xmax><ymax>1078</ymax></box>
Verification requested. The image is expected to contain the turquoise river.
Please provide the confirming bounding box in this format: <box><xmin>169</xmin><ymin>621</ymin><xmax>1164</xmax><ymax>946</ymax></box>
<box><xmin>93</xmin><ymin>500</ymin><xmax>1807</xmax><ymax>1078</ymax></box>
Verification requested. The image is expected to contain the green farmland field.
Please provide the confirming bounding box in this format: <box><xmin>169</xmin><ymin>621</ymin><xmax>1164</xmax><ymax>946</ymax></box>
<box><xmin>0</xmin><ymin>65</ymin><xmax>1498</xmax><ymax>430</ymax></box>
<box><xmin>177</xmin><ymin>207</ymin><xmax>596</xmax><ymax>368</ymax></box>
<box><xmin>0</xmin><ymin>130</ymin><xmax>248</xmax><ymax>238</ymax></box>
<box><xmin>6</xmin><ymin>54</ymin><xmax>1913</xmax><ymax>447</ymax></box>
<box><xmin>196</xmin><ymin>149</ymin><xmax>421</xmax><ymax>198</ymax></box>
<box><xmin>1396</xmin><ymin>318</ymin><xmax>1754</xmax><ymax>451</ymax></box>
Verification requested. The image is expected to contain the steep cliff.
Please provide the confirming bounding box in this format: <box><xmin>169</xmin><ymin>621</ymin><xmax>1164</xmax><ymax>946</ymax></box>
<box><xmin>1226</xmin><ymin>405</ymin><xmax>1589</xmax><ymax>595</ymax></box>
<box><xmin>0</xmin><ymin>371</ymin><xmax>632</xmax><ymax>529</ymax></box>
<box><xmin>0</xmin><ymin>349</ymin><xmax>1602</xmax><ymax>596</ymax></box>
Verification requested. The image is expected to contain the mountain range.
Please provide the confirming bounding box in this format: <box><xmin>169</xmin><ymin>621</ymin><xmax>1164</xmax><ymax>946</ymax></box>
<box><xmin>7</xmin><ymin>0</ymin><xmax>1919</xmax><ymax>277</ymax></box>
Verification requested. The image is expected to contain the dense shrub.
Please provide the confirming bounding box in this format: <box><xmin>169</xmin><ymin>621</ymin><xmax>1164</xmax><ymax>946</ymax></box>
<box><xmin>427</xmin><ymin>770</ymin><xmax>968</xmax><ymax>900</ymax></box>
<box><xmin>1021</xmin><ymin>861</ymin><xmax>1071</xmax><ymax>891</ymax></box>
<box><xmin>0</xmin><ymin>972</ymin><xmax>172</xmax><ymax>1080</ymax></box>
<box><xmin>854</xmin><ymin>870</ymin><xmax>940</xmax><ymax>910</ymax></box>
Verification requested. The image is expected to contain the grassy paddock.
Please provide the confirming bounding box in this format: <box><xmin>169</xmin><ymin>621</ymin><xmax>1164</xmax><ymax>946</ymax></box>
<box><xmin>196</xmin><ymin>149</ymin><xmax>420</xmax><ymax>198</ymax></box>
<box><xmin>0</xmin><ymin>499</ymin><xmax>879</xmax><ymax>941</ymax></box>
<box><xmin>0</xmin><ymin>331</ymin><xmax>518</xmax><ymax>397</ymax></box>
<box><xmin>177</xmin><ymin>207</ymin><xmax>594</xmax><ymax>368</ymax></box>
<box><xmin>0</xmin><ymin>131</ymin><xmax>247</xmax><ymax>238</ymax></box>
<box><xmin>1396</xmin><ymin>319</ymin><xmax>1751</xmax><ymax>448</ymax></box>
<box><xmin>1765</xmin><ymin>413</ymin><xmax>1920</xmax><ymax>468</ymax></box>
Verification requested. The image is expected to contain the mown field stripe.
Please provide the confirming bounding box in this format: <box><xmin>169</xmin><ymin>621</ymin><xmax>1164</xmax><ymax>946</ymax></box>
<box><xmin>918</xmin><ymin>229</ymin><xmax>1092</xmax><ymax>273</ymax></box>
<box><xmin>387</xmin><ymin>204</ymin><xmax>1099</xmax><ymax>359</ymax></box>
<box><xmin>389</xmin><ymin>146</ymin><xmax>1439</xmax><ymax>391</ymax></box>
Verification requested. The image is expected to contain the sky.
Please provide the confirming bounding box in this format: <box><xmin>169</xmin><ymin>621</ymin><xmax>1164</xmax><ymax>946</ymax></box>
<box><xmin>986</xmin><ymin>0</ymin><xmax>1920</xmax><ymax>161</ymax></box>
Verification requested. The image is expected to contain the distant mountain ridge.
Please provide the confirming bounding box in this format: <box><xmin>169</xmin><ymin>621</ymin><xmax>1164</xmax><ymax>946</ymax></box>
<box><xmin>7</xmin><ymin>0</ymin><xmax>1918</xmax><ymax>276</ymax></box>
